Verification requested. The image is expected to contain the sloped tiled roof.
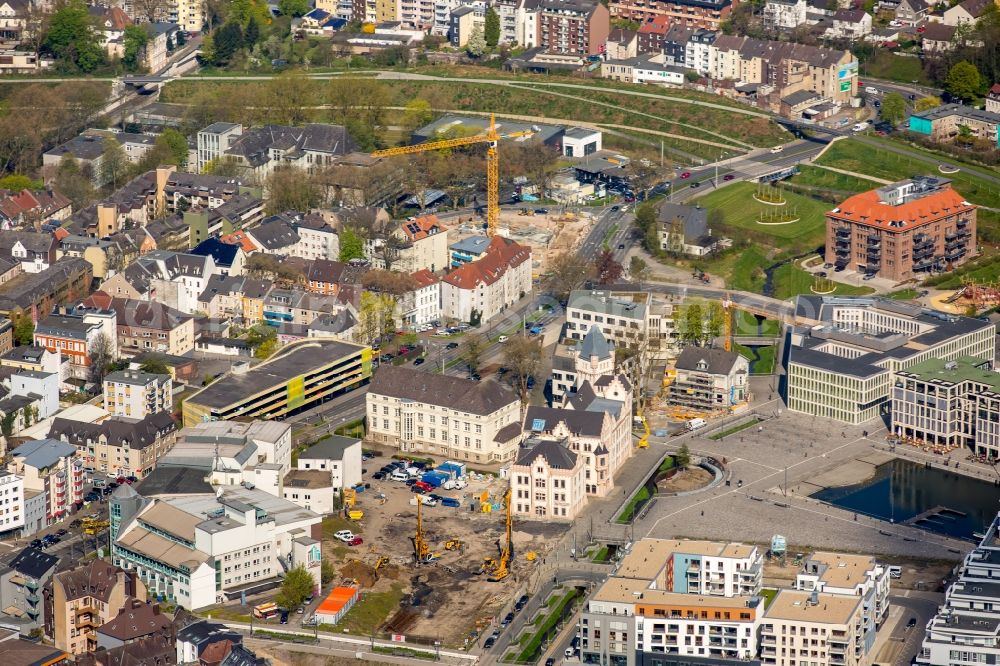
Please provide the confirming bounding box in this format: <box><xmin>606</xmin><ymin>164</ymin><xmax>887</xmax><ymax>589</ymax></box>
<box><xmin>442</xmin><ymin>236</ymin><xmax>530</xmax><ymax>290</ymax></box>
<box><xmin>369</xmin><ymin>365</ymin><xmax>518</xmax><ymax>415</ymax></box>
<box><xmin>515</xmin><ymin>437</ymin><xmax>578</xmax><ymax>469</ymax></box>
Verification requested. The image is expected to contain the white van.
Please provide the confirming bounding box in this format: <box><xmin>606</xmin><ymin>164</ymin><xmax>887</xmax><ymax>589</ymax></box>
<box><xmin>888</xmin><ymin>565</ymin><xmax>902</xmax><ymax>579</ymax></box>
<box><xmin>852</xmin><ymin>122</ymin><xmax>870</xmax><ymax>133</ymax></box>
<box><xmin>686</xmin><ymin>418</ymin><xmax>707</xmax><ymax>431</ymax></box>
<box><xmin>390</xmin><ymin>470</ymin><xmax>409</xmax><ymax>482</ymax></box>
<box><xmin>498</xmin><ymin>335</ymin><xmax>509</xmax><ymax>343</ymax></box>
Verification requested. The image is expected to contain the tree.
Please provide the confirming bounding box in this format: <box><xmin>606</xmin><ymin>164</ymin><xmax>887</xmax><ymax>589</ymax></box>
<box><xmin>339</xmin><ymin>227</ymin><xmax>366</xmax><ymax>262</ymax></box>
<box><xmin>166</xmin><ymin>33</ymin><xmax>174</xmax><ymax>51</ymax></box>
<box><xmin>175</xmin><ymin>29</ymin><xmax>186</xmax><ymax>46</ymax></box>
<box><xmin>21</xmin><ymin>406</ymin><xmax>32</xmax><ymax>428</ymax></box>
<box><xmin>123</xmin><ymin>25</ymin><xmax>150</xmax><ymax>71</ymax></box>
<box><xmin>878</xmin><ymin>92</ymin><xmax>906</xmax><ymax>125</ymax></box>
<box><xmin>213</xmin><ymin>22</ymin><xmax>244</xmax><ymax>65</ymax></box>
<box><xmin>706</xmin><ymin>301</ymin><xmax>725</xmax><ymax>340</ymax></box>
<box><xmin>244</xmin><ymin>15</ymin><xmax>261</xmax><ymax>44</ymax></box>
<box><xmin>462</xmin><ymin>335</ymin><xmax>486</xmax><ymax>374</ymax></box>
<box><xmin>255</xmin><ymin>337</ymin><xmax>278</xmax><ymax>359</ymax></box>
<box><xmin>681</xmin><ymin>303</ymin><xmax>704</xmax><ymax>344</ymax></box>
<box><xmin>321</xmin><ymin>559</ymin><xmax>336</xmax><ymax>585</ymax></box>
<box><xmin>43</xmin><ymin>0</ymin><xmax>104</xmax><ymax>72</ymax></box>
<box><xmin>278</xmin><ymin>0</ymin><xmax>310</xmax><ymax>15</ymax></box>
<box><xmin>13</xmin><ymin>315</ymin><xmax>33</xmax><ymax>346</ymax></box>
<box><xmin>22</xmin><ymin>2</ymin><xmax>52</xmax><ymax>63</ymax></box>
<box><xmin>629</xmin><ymin>256</ymin><xmax>650</xmax><ymax>287</ymax></box>
<box><xmin>466</xmin><ymin>24</ymin><xmax>486</xmax><ymax>57</ymax></box>
<box><xmin>484</xmin><ymin>7</ymin><xmax>500</xmax><ymax>47</ymax></box>
<box><xmin>100</xmin><ymin>138</ymin><xmax>130</xmax><ymax>191</ymax></box>
<box><xmin>675</xmin><ymin>443</ymin><xmax>691</xmax><ymax>469</ymax></box>
<box><xmin>361</xmin><ymin>269</ymin><xmax>417</xmax><ymax>295</ymax></box>
<box><xmin>0</xmin><ymin>411</ymin><xmax>16</xmax><ymax>438</ymax></box>
<box><xmin>276</xmin><ymin>565</ymin><xmax>314</xmax><ymax>611</ymax></box>
<box><xmin>88</xmin><ymin>332</ymin><xmax>115</xmax><ymax>385</ymax></box>
<box><xmin>53</xmin><ymin>154</ymin><xmax>95</xmax><ymax>210</ymax></box>
<box><xmin>139</xmin><ymin>359</ymin><xmax>170</xmax><ymax>375</ymax></box>
<box><xmin>549</xmin><ymin>251</ymin><xmax>591</xmax><ymax>301</ymax></box>
<box><xmin>402</xmin><ymin>98</ymin><xmax>434</xmax><ymax>133</ymax></box>
<box><xmin>594</xmin><ymin>249</ymin><xmax>623</xmax><ymax>285</ymax></box>
<box><xmin>502</xmin><ymin>335</ymin><xmax>541</xmax><ymax>404</ymax></box>
<box><xmin>914</xmin><ymin>95</ymin><xmax>942</xmax><ymax>112</ymax></box>
<box><xmin>945</xmin><ymin>60</ymin><xmax>983</xmax><ymax>103</ymax></box>
<box><xmin>155</xmin><ymin>128</ymin><xmax>189</xmax><ymax>168</ymax></box>
<box><xmin>265</xmin><ymin>167</ymin><xmax>321</xmax><ymax>214</ymax></box>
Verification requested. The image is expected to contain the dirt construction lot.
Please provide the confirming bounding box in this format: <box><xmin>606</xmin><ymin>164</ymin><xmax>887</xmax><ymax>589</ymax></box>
<box><xmin>320</xmin><ymin>451</ymin><xmax>568</xmax><ymax>648</ymax></box>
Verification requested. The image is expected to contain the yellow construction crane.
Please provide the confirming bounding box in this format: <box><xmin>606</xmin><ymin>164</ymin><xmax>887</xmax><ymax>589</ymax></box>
<box><xmin>371</xmin><ymin>114</ymin><xmax>535</xmax><ymax>237</ymax></box>
<box><xmin>723</xmin><ymin>294</ymin><xmax>734</xmax><ymax>353</ymax></box>
<box><xmin>413</xmin><ymin>496</ymin><xmax>431</xmax><ymax>563</ymax></box>
<box><xmin>488</xmin><ymin>488</ymin><xmax>513</xmax><ymax>583</ymax></box>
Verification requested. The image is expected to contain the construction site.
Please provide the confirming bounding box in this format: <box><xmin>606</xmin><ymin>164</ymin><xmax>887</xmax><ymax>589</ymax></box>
<box><xmin>319</xmin><ymin>467</ymin><xmax>568</xmax><ymax>649</ymax></box>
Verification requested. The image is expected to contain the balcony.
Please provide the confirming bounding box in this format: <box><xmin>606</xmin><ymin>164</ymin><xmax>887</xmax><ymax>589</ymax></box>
<box><xmin>947</xmin><ymin>248</ymin><xmax>968</xmax><ymax>261</ymax></box>
<box><xmin>958</xmin><ymin>218</ymin><xmax>970</xmax><ymax>228</ymax></box>
<box><xmin>912</xmin><ymin>245</ymin><xmax>934</xmax><ymax>260</ymax></box>
<box><xmin>945</xmin><ymin>231</ymin><xmax>958</xmax><ymax>241</ymax></box>
<box><xmin>26</xmin><ymin>593</ymin><xmax>40</xmax><ymax>605</ymax></box>
<box><xmin>835</xmin><ymin>227</ymin><xmax>851</xmax><ymax>239</ymax></box>
<box><xmin>913</xmin><ymin>233</ymin><xmax>933</xmax><ymax>248</ymax></box>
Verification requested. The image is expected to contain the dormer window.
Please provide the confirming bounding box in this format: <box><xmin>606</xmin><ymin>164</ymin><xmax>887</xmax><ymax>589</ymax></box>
<box><xmin>696</xmin><ymin>359</ymin><xmax>707</xmax><ymax>371</ymax></box>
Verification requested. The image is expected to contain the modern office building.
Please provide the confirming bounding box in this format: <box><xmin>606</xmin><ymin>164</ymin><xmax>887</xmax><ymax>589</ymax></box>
<box><xmin>366</xmin><ymin>365</ymin><xmax>522</xmax><ymax>464</ymax></box>
<box><xmin>566</xmin><ymin>289</ymin><xmax>676</xmax><ymax>357</ymax></box>
<box><xmin>916</xmin><ymin>512</ymin><xmax>1000</xmax><ymax>666</ymax></box>
<box><xmin>102</xmin><ymin>370</ymin><xmax>173</xmax><ymax>419</ymax></box>
<box><xmin>786</xmin><ymin>296</ymin><xmax>995</xmax><ymax>424</ymax></box>
<box><xmin>110</xmin><ymin>485</ymin><xmax>322</xmax><ymax>610</ymax></box>
<box><xmin>181</xmin><ymin>338</ymin><xmax>372</xmax><ymax>426</ymax></box>
<box><xmin>760</xmin><ymin>590</ymin><xmax>868</xmax><ymax>666</ymax></box>
<box><xmin>892</xmin><ymin>356</ymin><xmax>1000</xmax><ymax>456</ymax></box>
<box><xmin>825</xmin><ymin>176</ymin><xmax>977</xmax><ymax>281</ymax></box>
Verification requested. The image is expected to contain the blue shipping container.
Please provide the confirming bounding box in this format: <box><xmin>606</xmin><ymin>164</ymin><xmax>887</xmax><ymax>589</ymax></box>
<box><xmin>420</xmin><ymin>472</ymin><xmax>444</xmax><ymax>488</ymax></box>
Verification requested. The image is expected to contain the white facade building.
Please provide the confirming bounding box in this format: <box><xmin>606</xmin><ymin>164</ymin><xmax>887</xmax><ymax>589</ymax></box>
<box><xmin>296</xmin><ymin>435</ymin><xmax>363</xmax><ymax>490</ymax></box>
<box><xmin>762</xmin><ymin>0</ymin><xmax>808</xmax><ymax>27</ymax></box>
<box><xmin>400</xmin><ymin>269</ymin><xmax>441</xmax><ymax>327</ymax></box>
<box><xmin>10</xmin><ymin>370</ymin><xmax>59</xmax><ymax>419</ymax></box>
<box><xmin>441</xmin><ymin>236</ymin><xmax>532</xmax><ymax>325</ymax></box>
<box><xmin>102</xmin><ymin>370</ymin><xmax>173</xmax><ymax>419</ymax></box>
<box><xmin>0</xmin><ymin>472</ymin><xmax>25</xmax><ymax>535</ymax></box>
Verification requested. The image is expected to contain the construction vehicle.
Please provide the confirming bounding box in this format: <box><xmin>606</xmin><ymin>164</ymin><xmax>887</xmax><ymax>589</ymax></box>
<box><xmin>636</xmin><ymin>406</ymin><xmax>650</xmax><ymax>449</ymax></box>
<box><xmin>413</xmin><ymin>494</ymin><xmax>431</xmax><ymax>563</ymax></box>
<box><xmin>371</xmin><ymin>115</ymin><xmax>536</xmax><ymax>237</ymax></box>
<box><xmin>525</xmin><ymin>551</ymin><xmax>537</xmax><ymax>561</ymax></box>
<box><xmin>83</xmin><ymin>519</ymin><xmax>109</xmax><ymax>535</ymax></box>
<box><xmin>444</xmin><ymin>540</ymin><xmax>464</xmax><ymax>551</ymax></box>
<box><xmin>344</xmin><ymin>488</ymin><xmax>357</xmax><ymax>509</ymax></box>
<box><xmin>374</xmin><ymin>555</ymin><xmax>390</xmax><ymax>580</ymax></box>
<box><xmin>487</xmin><ymin>488</ymin><xmax>513</xmax><ymax>582</ymax></box>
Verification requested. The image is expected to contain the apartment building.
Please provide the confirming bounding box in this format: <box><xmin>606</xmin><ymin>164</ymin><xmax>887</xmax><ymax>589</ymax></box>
<box><xmin>366</xmin><ymin>365</ymin><xmax>522</xmax><ymax>464</ymax></box>
<box><xmin>8</xmin><ymin>439</ymin><xmax>83</xmax><ymax>523</ymax></box>
<box><xmin>102</xmin><ymin>370</ymin><xmax>172</xmax><ymax>419</ymax></box>
<box><xmin>297</xmin><ymin>435</ymin><xmax>363</xmax><ymax>491</ymax></box>
<box><xmin>909</xmin><ymin>104</ymin><xmax>1000</xmax><ymax>147</ymax></box>
<box><xmin>510</xmin><ymin>437</ymin><xmax>587</xmax><ymax>520</ymax></box>
<box><xmin>892</xmin><ymin>356</ymin><xmax>1000</xmax><ymax>457</ymax></box>
<box><xmin>111</xmin><ymin>487</ymin><xmax>322</xmax><ymax>610</ymax></box>
<box><xmin>196</xmin><ymin>123</ymin><xmax>243</xmax><ymax>173</ymax></box>
<box><xmin>795</xmin><ymin>552</ymin><xmax>890</xmax><ymax>651</ymax></box>
<box><xmin>47</xmin><ymin>411</ymin><xmax>178</xmax><ymax>479</ymax></box>
<box><xmin>786</xmin><ymin>296</ymin><xmax>995</xmax><ymax>424</ymax></box>
<box><xmin>400</xmin><ymin>269</ymin><xmax>441</xmax><ymax>327</ymax></box>
<box><xmin>610</xmin><ymin>0</ymin><xmax>732</xmax><ymax>30</ymax></box>
<box><xmin>916</xmin><ymin>512</ymin><xmax>1000</xmax><ymax>666</ymax></box>
<box><xmin>46</xmin><ymin>561</ymin><xmax>144</xmax><ymax>655</ymax></box>
<box><xmin>34</xmin><ymin>310</ymin><xmax>117</xmax><ymax>380</ymax></box>
<box><xmin>669</xmin><ymin>346</ymin><xmax>750</xmax><ymax>412</ymax></box>
<box><xmin>246</xmin><ymin>213</ymin><xmax>340</xmax><ymax>262</ymax></box>
<box><xmin>537</xmin><ymin>0</ymin><xmax>610</xmax><ymax>56</ymax></box>
<box><xmin>391</xmin><ymin>215</ymin><xmax>449</xmax><ymax>273</ymax></box>
<box><xmin>80</xmin><ymin>294</ymin><xmax>195</xmax><ymax>358</ymax></box>
<box><xmin>0</xmin><ymin>472</ymin><xmax>24</xmax><ymax>536</ymax></box>
<box><xmin>2</xmin><ymin>547</ymin><xmax>58</xmax><ymax>630</ymax></box>
<box><xmin>580</xmin><ymin>538</ymin><xmax>764</xmax><ymax>666</ymax></box>
<box><xmin>566</xmin><ymin>289</ymin><xmax>676</xmax><ymax>357</ymax></box>
<box><xmin>826</xmin><ymin>177</ymin><xmax>977</xmax><ymax>281</ymax></box>
<box><xmin>763</xmin><ymin>0</ymin><xmax>808</xmax><ymax>28</ymax></box>
<box><xmin>760</xmin><ymin>590</ymin><xmax>868</xmax><ymax>666</ymax></box>
<box><xmin>221</xmin><ymin>124</ymin><xmax>357</xmax><ymax>179</ymax></box>
<box><xmin>441</xmin><ymin>236</ymin><xmax>532</xmax><ymax>325</ymax></box>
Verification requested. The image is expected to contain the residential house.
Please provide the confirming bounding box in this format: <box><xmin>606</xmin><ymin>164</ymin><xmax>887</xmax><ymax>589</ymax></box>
<box><xmin>826</xmin><ymin>9</ymin><xmax>872</xmax><ymax>38</ymax></box>
<box><xmin>761</xmin><ymin>590</ymin><xmax>870</xmax><ymax>666</ymax></box>
<box><xmin>9</xmin><ymin>370</ymin><xmax>59</xmax><ymax>419</ymax></box>
<box><xmin>942</xmin><ymin>0</ymin><xmax>991</xmax><ymax>25</ymax></box>
<box><xmin>172</xmin><ymin>0</ymin><xmax>204</xmax><ymax>34</ymax></box>
<box><xmin>295</xmin><ymin>435</ymin><xmax>363</xmax><ymax>491</ymax></box>
<box><xmin>565</xmin><ymin>288</ymin><xmax>677</xmax><ymax>356</ymax></box>
<box><xmin>140</xmin><ymin>23</ymin><xmax>178</xmax><ymax>72</ymax></box>
<box><xmin>196</xmin><ymin>275</ymin><xmax>270</xmax><ymax>322</ymax></box>
<box><xmin>763</xmin><ymin>0</ymin><xmax>808</xmax><ymax>28</ymax></box>
<box><xmin>399</xmin><ymin>269</ymin><xmax>440</xmax><ymax>327</ymax></box>
<box><xmin>95</xmin><ymin>598</ymin><xmax>172</xmax><ymax>650</ymax></box>
<box><xmin>222</xmin><ymin>124</ymin><xmax>357</xmax><ymax>179</ymax></box>
<box><xmin>894</xmin><ymin>0</ymin><xmax>928</xmax><ymax>24</ymax></box>
<box><xmin>7</xmin><ymin>439</ymin><xmax>83</xmax><ymax>525</ymax></box>
<box><xmin>921</xmin><ymin>21</ymin><xmax>957</xmax><ymax>52</ymax></box>
<box><xmin>637</xmin><ymin>15</ymin><xmax>670</xmax><ymax>52</ymax></box>
<box><xmin>449</xmin><ymin>6</ymin><xmax>480</xmax><ymax>46</ymax></box>
<box><xmin>0</xmin><ymin>547</ymin><xmax>59</xmax><ymax>629</ymax></box>
<box><xmin>0</xmin><ymin>472</ymin><xmax>24</xmax><ymax>537</ymax></box>
<box><xmin>366</xmin><ymin>365</ymin><xmax>522</xmax><ymax>464</ymax></box>
<box><xmin>0</xmin><ymin>0</ymin><xmax>26</xmax><ymax>44</ymax></box>
<box><xmin>102</xmin><ymin>370</ymin><xmax>172</xmax><ymax>419</ymax></box>
<box><xmin>440</xmin><ymin>236</ymin><xmax>532</xmax><ymax>325</ymax></box>
<box><xmin>0</xmin><ymin>231</ymin><xmax>57</xmax><ymax>274</ymax></box>
<box><xmin>191</xmin><ymin>238</ymin><xmax>247</xmax><ymax>277</ymax></box>
<box><xmin>43</xmin><ymin>131</ymin><xmax>157</xmax><ymax>187</ymax></box>
<box><xmin>0</xmin><ymin>258</ymin><xmax>92</xmax><ymax>321</ymax></box>
<box><xmin>82</xmin><ymin>293</ymin><xmax>195</xmax><ymax>357</ymax></box>
<box><xmin>669</xmin><ymin>346</ymin><xmax>749</xmax><ymax>411</ymax></box>
<box><xmin>658</xmin><ymin>202</ymin><xmax>717</xmax><ymax>255</ymax></box>
<box><xmin>610</xmin><ymin>0</ymin><xmax>733</xmax><ymax>30</ymax></box>
<box><xmin>196</xmin><ymin>122</ymin><xmax>243</xmax><ymax>174</ymax></box>
<box><xmin>510</xmin><ymin>437</ymin><xmax>586</xmax><ymax>520</ymax></box>
<box><xmin>389</xmin><ymin>215</ymin><xmax>449</xmax><ymax>273</ymax></box>
<box><xmin>45</xmin><ymin>561</ymin><xmax>145</xmax><ymax>655</ymax></box>
<box><xmin>48</xmin><ymin>411</ymin><xmax>177</xmax><ymax>478</ymax></box>
<box><xmin>600</xmin><ymin>53</ymin><xmax>687</xmax><ymax>85</ymax></box>
<box><xmin>796</xmin><ymin>551</ymin><xmax>890</xmax><ymax>633</ymax></box>
<box><xmin>0</xmin><ymin>188</ymin><xmax>71</xmax><ymax>230</ymax></box>
<box><xmin>909</xmin><ymin>103</ymin><xmax>1000</xmax><ymax>145</ymax></box>
<box><xmin>262</xmin><ymin>288</ymin><xmax>347</xmax><ymax>327</ymax></box>
<box><xmin>0</xmin><ymin>318</ymin><xmax>10</xmax><ymax>355</ymax></box>
<box><xmin>89</xmin><ymin>6</ymin><xmax>131</xmax><ymax>50</ymax></box>
<box><xmin>987</xmin><ymin>83</ymin><xmax>1000</xmax><ymax>114</ymax></box>
<box><xmin>34</xmin><ymin>309</ymin><xmax>117</xmax><ymax>380</ymax></box>
<box><xmin>306</xmin><ymin>259</ymin><xmax>369</xmax><ymax>296</ymax></box>
<box><xmin>604</xmin><ymin>27</ymin><xmax>638</xmax><ymax>58</ymax></box>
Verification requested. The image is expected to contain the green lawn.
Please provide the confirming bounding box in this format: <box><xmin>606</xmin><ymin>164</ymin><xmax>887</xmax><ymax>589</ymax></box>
<box><xmin>787</xmin><ymin>165</ymin><xmax>881</xmax><ymax>193</ymax></box>
<box><xmin>329</xmin><ymin>584</ymin><xmax>405</xmax><ymax>636</ymax></box>
<box><xmin>727</xmin><ymin>247</ymin><xmax>769</xmax><ymax>292</ymax></box>
<box><xmin>709</xmin><ymin>417</ymin><xmax>762</xmax><ymax>440</ymax></box>
<box><xmin>735</xmin><ymin>344</ymin><xmax>777</xmax><ymax>375</ymax></box>
<box><xmin>694</xmin><ymin>182</ymin><xmax>829</xmax><ymax>242</ymax></box>
<box><xmin>887</xmin><ymin>288</ymin><xmax>920</xmax><ymax>300</ymax></box>
<box><xmin>514</xmin><ymin>589</ymin><xmax>582</xmax><ymax>663</ymax></box>
<box><xmin>616</xmin><ymin>486</ymin><xmax>652</xmax><ymax>524</ymax></box>
<box><xmin>759</xmin><ymin>588</ymin><xmax>778</xmax><ymax>609</ymax></box>
<box><xmin>770</xmin><ymin>263</ymin><xmax>875</xmax><ymax>300</ymax></box>
<box><xmin>591</xmin><ymin>546</ymin><xmax>611</xmax><ymax>563</ymax></box>
<box><xmin>733</xmin><ymin>311</ymin><xmax>781</xmax><ymax>337</ymax></box>
<box><xmin>863</xmin><ymin>53</ymin><xmax>932</xmax><ymax>85</ymax></box>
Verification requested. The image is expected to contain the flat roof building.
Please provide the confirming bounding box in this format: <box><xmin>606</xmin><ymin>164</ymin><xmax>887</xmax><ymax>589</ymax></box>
<box><xmin>786</xmin><ymin>296</ymin><xmax>995</xmax><ymax>423</ymax></box>
<box><xmin>182</xmin><ymin>338</ymin><xmax>371</xmax><ymax>426</ymax></box>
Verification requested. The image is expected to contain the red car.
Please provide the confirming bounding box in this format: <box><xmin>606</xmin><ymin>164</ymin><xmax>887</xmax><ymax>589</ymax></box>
<box><xmin>413</xmin><ymin>480</ymin><xmax>434</xmax><ymax>492</ymax></box>
<box><xmin>116</xmin><ymin>476</ymin><xmax>126</xmax><ymax>484</ymax></box>
<box><xmin>680</xmin><ymin>171</ymin><xmax>692</xmax><ymax>179</ymax></box>
<box><xmin>348</xmin><ymin>536</ymin><xmax>364</xmax><ymax>546</ymax></box>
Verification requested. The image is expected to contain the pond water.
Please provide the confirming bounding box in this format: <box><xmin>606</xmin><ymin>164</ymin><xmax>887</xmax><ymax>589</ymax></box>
<box><xmin>811</xmin><ymin>458</ymin><xmax>1000</xmax><ymax>540</ymax></box>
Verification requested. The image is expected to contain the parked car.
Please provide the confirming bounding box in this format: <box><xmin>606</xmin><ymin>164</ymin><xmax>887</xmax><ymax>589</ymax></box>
<box><xmin>863</xmin><ymin>273</ymin><xmax>877</xmax><ymax>280</ymax></box>
<box><xmin>907</xmin><ymin>617</ymin><xmax>917</xmax><ymax>629</ymax></box>
<box><xmin>723</xmin><ymin>174</ymin><xmax>735</xmax><ymax>181</ymax></box>
<box><xmin>69</xmin><ymin>519</ymin><xmax>81</xmax><ymax>528</ymax></box>
<box><xmin>413</xmin><ymin>481</ymin><xmax>434</xmax><ymax>492</ymax></box>
<box><xmin>84</xmin><ymin>492</ymin><xmax>99</xmax><ymax>502</ymax></box>
<box><xmin>280</xmin><ymin>611</ymin><xmax>289</xmax><ymax>624</ymax></box>
<box><xmin>348</xmin><ymin>536</ymin><xmax>364</xmax><ymax>546</ymax></box>
<box><xmin>546</xmin><ymin>659</ymin><xmax>555</xmax><ymax>666</ymax></box>
<box><xmin>373</xmin><ymin>471</ymin><xmax>386</xmax><ymax>480</ymax></box>
<box><xmin>446</xmin><ymin>342</ymin><xmax>459</xmax><ymax>349</ymax></box>
<box><xmin>334</xmin><ymin>530</ymin><xmax>355</xmax><ymax>542</ymax></box>
<box><xmin>502</xmin><ymin>612</ymin><xmax>515</xmax><ymax>626</ymax></box>
<box><xmin>515</xmin><ymin>595</ymin><xmax>529</xmax><ymax>610</ymax></box>
<box><xmin>30</xmin><ymin>539</ymin><xmax>42</xmax><ymax>549</ymax></box>
<box><xmin>413</xmin><ymin>358</ymin><xmax>425</xmax><ymax>366</ymax></box>
<box><xmin>56</xmin><ymin>528</ymin><xmax>67</xmax><ymax>536</ymax></box>
<box><xmin>690</xmin><ymin>181</ymin><xmax>701</xmax><ymax>188</ymax></box>
<box><xmin>484</xmin><ymin>637</ymin><xmax>496</xmax><ymax>649</ymax></box>
<box><xmin>770</xmin><ymin>145</ymin><xmax>783</xmax><ymax>153</ymax></box>
<box><xmin>534</xmin><ymin>208</ymin><xmax>549</xmax><ymax>214</ymax></box>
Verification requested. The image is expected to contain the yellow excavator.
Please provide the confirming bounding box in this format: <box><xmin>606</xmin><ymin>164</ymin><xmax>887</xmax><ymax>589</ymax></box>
<box><xmin>374</xmin><ymin>555</ymin><xmax>389</xmax><ymax>580</ymax></box>
<box><xmin>637</xmin><ymin>405</ymin><xmax>650</xmax><ymax>449</ymax></box>
<box><xmin>486</xmin><ymin>488</ymin><xmax>513</xmax><ymax>582</ymax></box>
<box><xmin>444</xmin><ymin>540</ymin><xmax>464</xmax><ymax>551</ymax></box>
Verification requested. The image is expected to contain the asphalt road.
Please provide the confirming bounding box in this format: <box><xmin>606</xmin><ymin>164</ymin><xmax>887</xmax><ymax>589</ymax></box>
<box><xmin>887</xmin><ymin>593</ymin><xmax>941</xmax><ymax>666</ymax></box>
